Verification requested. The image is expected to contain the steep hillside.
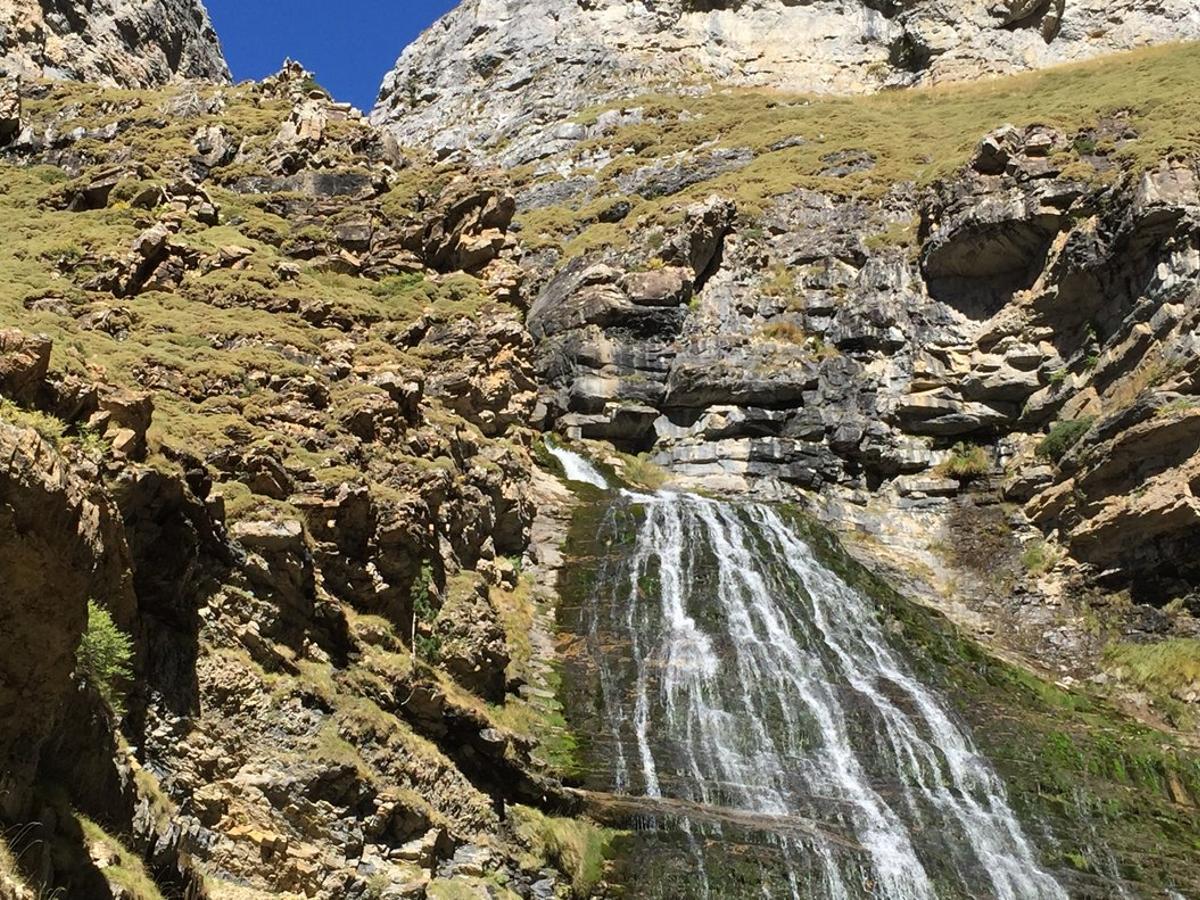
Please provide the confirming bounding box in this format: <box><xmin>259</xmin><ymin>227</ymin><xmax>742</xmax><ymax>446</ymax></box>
<box><xmin>2</xmin><ymin>1</ymin><xmax>1200</xmax><ymax>896</ymax></box>
<box><xmin>0</xmin><ymin>63</ymin><xmax>596</xmax><ymax>899</ymax></box>
<box><xmin>0</xmin><ymin>0</ymin><xmax>229</xmax><ymax>88</ymax></box>
<box><xmin>373</xmin><ymin>0</ymin><xmax>1200</xmax><ymax>164</ymax></box>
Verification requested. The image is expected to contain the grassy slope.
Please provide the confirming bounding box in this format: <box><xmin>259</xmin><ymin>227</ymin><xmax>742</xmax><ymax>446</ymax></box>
<box><xmin>0</xmin><ymin>79</ymin><xmax>596</xmax><ymax>892</ymax></box>
<box><xmin>517</xmin><ymin>41</ymin><xmax>1200</xmax><ymax>251</ymax></box>
<box><xmin>0</xmin><ymin>82</ymin><xmax>494</xmax><ymax>506</ymax></box>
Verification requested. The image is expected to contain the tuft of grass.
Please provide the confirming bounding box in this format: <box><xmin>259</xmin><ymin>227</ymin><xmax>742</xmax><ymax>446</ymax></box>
<box><xmin>76</xmin><ymin>600</ymin><xmax>134</xmax><ymax>717</ymax></box>
<box><xmin>615</xmin><ymin>452</ymin><xmax>668</xmax><ymax>490</ymax></box>
<box><xmin>756</xmin><ymin>320</ymin><xmax>808</xmax><ymax>343</ymax></box>
<box><xmin>937</xmin><ymin>442</ymin><xmax>990</xmax><ymax>481</ymax></box>
<box><xmin>76</xmin><ymin>816</ymin><xmax>164</xmax><ymax>900</ymax></box>
<box><xmin>511</xmin><ymin>805</ymin><xmax>618</xmax><ymax>896</ymax></box>
<box><xmin>0</xmin><ymin>835</ymin><xmax>33</xmax><ymax>897</ymax></box>
<box><xmin>1036</xmin><ymin>416</ymin><xmax>1096</xmax><ymax>463</ymax></box>
<box><xmin>1104</xmin><ymin>639</ymin><xmax>1200</xmax><ymax>700</ymax></box>
<box><xmin>1020</xmin><ymin>540</ymin><xmax>1059</xmax><ymax>576</ymax></box>
<box><xmin>0</xmin><ymin>398</ymin><xmax>66</xmax><ymax>446</ymax></box>
<box><xmin>1156</xmin><ymin>396</ymin><xmax>1198</xmax><ymax>417</ymax></box>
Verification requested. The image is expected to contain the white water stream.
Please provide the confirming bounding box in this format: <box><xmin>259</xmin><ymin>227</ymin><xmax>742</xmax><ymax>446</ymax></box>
<box><xmin>557</xmin><ymin>446</ymin><xmax>1067</xmax><ymax>898</ymax></box>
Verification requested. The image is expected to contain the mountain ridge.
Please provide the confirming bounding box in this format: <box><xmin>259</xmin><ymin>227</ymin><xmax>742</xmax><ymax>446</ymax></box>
<box><xmin>372</xmin><ymin>0</ymin><xmax>1200</xmax><ymax>165</ymax></box>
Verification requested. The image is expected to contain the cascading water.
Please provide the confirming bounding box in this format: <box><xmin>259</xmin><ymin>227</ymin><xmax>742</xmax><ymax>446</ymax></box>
<box><xmin>545</xmin><ymin>440</ymin><xmax>611</xmax><ymax>490</ymax></box>
<box><xmin>559</xmin><ymin>463</ymin><xmax>1068</xmax><ymax>899</ymax></box>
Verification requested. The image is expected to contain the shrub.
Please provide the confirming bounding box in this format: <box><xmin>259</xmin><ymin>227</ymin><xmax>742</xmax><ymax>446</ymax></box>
<box><xmin>1021</xmin><ymin>540</ymin><xmax>1058</xmax><ymax>576</ymax></box>
<box><xmin>410</xmin><ymin>562</ymin><xmax>442</xmax><ymax>663</ymax></box>
<box><xmin>77</xmin><ymin>600</ymin><xmax>134</xmax><ymax>716</ymax></box>
<box><xmin>937</xmin><ymin>442</ymin><xmax>990</xmax><ymax>481</ymax></box>
<box><xmin>1036</xmin><ymin>416</ymin><xmax>1096</xmax><ymax>463</ymax></box>
<box><xmin>757</xmin><ymin>320</ymin><xmax>807</xmax><ymax>344</ymax></box>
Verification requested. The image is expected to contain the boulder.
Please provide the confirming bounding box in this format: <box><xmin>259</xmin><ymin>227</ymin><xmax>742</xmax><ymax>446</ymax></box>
<box><xmin>622</xmin><ymin>267</ymin><xmax>693</xmax><ymax>307</ymax></box>
<box><xmin>0</xmin><ymin>329</ymin><xmax>51</xmax><ymax>405</ymax></box>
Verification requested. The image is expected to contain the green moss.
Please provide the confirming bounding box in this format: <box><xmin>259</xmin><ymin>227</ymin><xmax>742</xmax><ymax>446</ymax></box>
<box><xmin>559</xmin><ymin>497</ymin><xmax>1200</xmax><ymax>893</ymax></box>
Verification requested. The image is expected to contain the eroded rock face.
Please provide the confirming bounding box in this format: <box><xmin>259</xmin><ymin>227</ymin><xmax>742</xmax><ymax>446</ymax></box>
<box><xmin>0</xmin><ymin>425</ymin><xmax>99</xmax><ymax>821</ymax></box>
<box><xmin>527</xmin><ymin>122</ymin><xmax>1200</xmax><ymax>600</ymax></box>
<box><xmin>0</xmin><ymin>0</ymin><xmax>229</xmax><ymax>88</ymax></box>
<box><xmin>374</xmin><ymin>0</ymin><xmax>1200</xmax><ymax>164</ymax></box>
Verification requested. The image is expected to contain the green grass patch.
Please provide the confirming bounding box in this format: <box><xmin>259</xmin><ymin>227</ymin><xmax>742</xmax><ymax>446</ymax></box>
<box><xmin>75</xmin><ymin>815</ymin><xmax>164</xmax><ymax>900</ymax></box>
<box><xmin>1036</xmin><ymin>416</ymin><xmax>1096</xmax><ymax>463</ymax></box>
<box><xmin>0</xmin><ymin>398</ymin><xmax>67</xmax><ymax>446</ymax></box>
<box><xmin>1105</xmin><ymin>639</ymin><xmax>1200</xmax><ymax>699</ymax></box>
<box><xmin>614</xmin><ymin>452</ymin><xmax>668</xmax><ymax>491</ymax></box>
<box><xmin>523</xmin><ymin>42</ymin><xmax>1200</xmax><ymax>248</ymax></box>
<box><xmin>1020</xmin><ymin>540</ymin><xmax>1060</xmax><ymax>576</ymax></box>
<box><xmin>512</xmin><ymin>805</ymin><xmax>619</xmax><ymax>896</ymax></box>
<box><xmin>936</xmin><ymin>442</ymin><xmax>990</xmax><ymax>481</ymax></box>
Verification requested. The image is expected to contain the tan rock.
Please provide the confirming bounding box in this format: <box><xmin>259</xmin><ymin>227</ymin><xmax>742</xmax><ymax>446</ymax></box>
<box><xmin>0</xmin><ymin>329</ymin><xmax>51</xmax><ymax>405</ymax></box>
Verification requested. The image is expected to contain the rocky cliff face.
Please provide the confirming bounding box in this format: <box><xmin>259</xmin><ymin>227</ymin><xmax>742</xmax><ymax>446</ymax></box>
<box><xmin>0</xmin><ymin>0</ymin><xmax>229</xmax><ymax>88</ymax></box>
<box><xmin>2</xmin><ymin>5</ymin><xmax>1200</xmax><ymax>897</ymax></box>
<box><xmin>0</xmin><ymin>63</ymin><xmax>591</xmax><ymax>899</ymax></box>
<box><xmin>498</xmin><ymin>41</ymin><xmax>1200</xmax><ymax>712</ymax></box>
<box><xmin>374</xmin><ymin>0</ymin><xmax>1200</xmax><ymax>164</ymax></box>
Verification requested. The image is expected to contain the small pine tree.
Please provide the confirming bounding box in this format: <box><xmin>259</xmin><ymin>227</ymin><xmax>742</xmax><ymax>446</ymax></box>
<box><xmin>76</xmin><ymin>600</ymin><xmax>134</xmax><ymax>716</ymax></box>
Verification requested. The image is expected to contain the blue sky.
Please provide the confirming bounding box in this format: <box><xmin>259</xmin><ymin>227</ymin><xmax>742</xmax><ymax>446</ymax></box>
<box><xmin>205</xmin><ymin>1</ymin><xmax>459</xmax><ymax>112</ymax></box>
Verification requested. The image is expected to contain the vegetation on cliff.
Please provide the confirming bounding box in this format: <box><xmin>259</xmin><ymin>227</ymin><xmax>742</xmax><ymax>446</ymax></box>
<box><xmin>518</xmin><ymin>42</ymin><xmax>1200</xmax><ymax>251</ymax></box>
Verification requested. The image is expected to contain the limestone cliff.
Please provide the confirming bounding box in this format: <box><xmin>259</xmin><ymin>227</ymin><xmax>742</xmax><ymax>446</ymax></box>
<box><xmin>374</xmin><ymin>0</ymin><xmax>1200</xmax><ymax>164</ymax></box>
<box><xmin>0</xmin><ymin>0</ymin><xmax>229</xmax><ymax>88</ymax></box>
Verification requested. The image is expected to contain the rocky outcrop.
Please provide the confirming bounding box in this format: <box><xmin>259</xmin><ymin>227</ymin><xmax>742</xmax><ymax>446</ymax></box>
<box><xmin>374</xmin><ymin>0</ymin><xmax>1200</xmax><ymax>164</ymax></box>
<box><xmin>0</xmin><ymin>0</ymin><xmax>229</xmax><ymax>88</ymax></box>
<box><xmin>0</xmin><ymin>424</ymin><xmax>98</xmax><ymax>821</ymax></box>
<box><xmin>525</xmin><ymin>114</ymin><xmax>1200</xmax><ymax>604</ymax></box>
<box><xmin>0</xmin><ymin>65</ymin><xmax>576</xmax><ymax>899</ymax></box>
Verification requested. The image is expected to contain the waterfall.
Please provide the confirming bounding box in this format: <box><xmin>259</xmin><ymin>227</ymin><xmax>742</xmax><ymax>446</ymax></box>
<box><xmin>573</xmin><ymin>488</ymin><xmax>1068</xmax><ymax>899</ymax></box>
<box><xmin>545</xmin><ymin>440</ymin><xmax>611</xmax><ymax>489</ymax></box>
